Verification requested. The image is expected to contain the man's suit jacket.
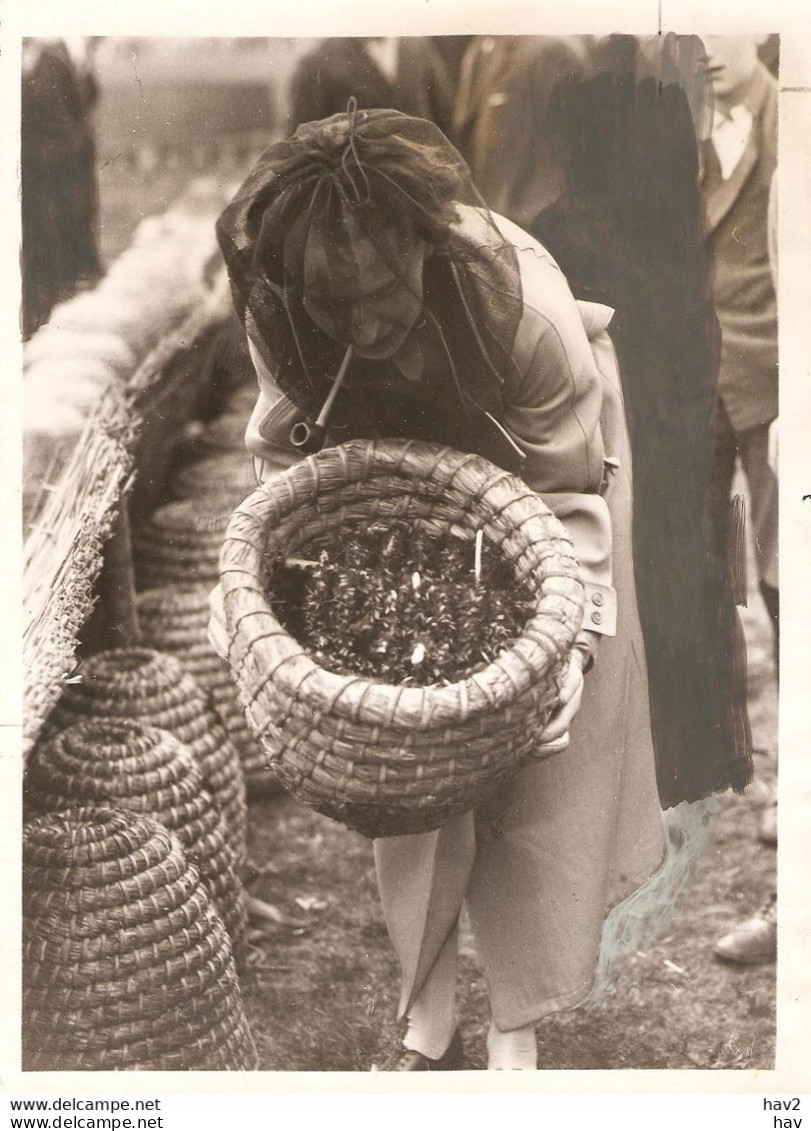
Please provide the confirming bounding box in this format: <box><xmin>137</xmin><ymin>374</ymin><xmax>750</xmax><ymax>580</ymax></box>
<box><xmin>702</xmin><ymin>62</ymin><xmax>778</xmax><ymax>433</ymax></box>
<box><xmin>288</xmin><ymin>38</ymin><xmax>455</xmax><ymax>139</ymax></box>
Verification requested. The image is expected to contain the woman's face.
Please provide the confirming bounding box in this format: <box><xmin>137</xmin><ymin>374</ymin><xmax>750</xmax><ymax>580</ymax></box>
<box><xmin>302</xmin><ymin>229</ymin><xmax>427</xmax><ymax>360</ymax></box>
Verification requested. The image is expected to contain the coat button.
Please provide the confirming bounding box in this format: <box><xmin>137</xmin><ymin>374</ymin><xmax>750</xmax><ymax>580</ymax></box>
<box><xmin>592</xmin><ymin>592</ymin><xmax>604</xmax><ymax>606</ymax></box>
<box><xmin>591</xmin><ymin>610</ymin><xmax>603</xmax><ymax>625</ymax></box>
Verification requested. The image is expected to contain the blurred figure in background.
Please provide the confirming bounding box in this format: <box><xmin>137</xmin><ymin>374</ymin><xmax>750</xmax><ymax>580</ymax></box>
<box><xmin>713</xmin><ymin>149</ymin><xmax>779</xmax><ymax>968</ymax></box>
<box><xmin>453</xmin><ymin>36</ymin><xmax>596</xmax><ymax>229</ymax></box>
<box><xmin>287</xmin><ymin>37</ymin><xmax>455</xmax><ymax>137</ymax></box>
<box><xmin>700</xmin><ymin>40</ymin><xmax>778</xmax><ymax>955</ymax></box>
<box><xmin>528</xmin><ymin>33</ymin><xmax>753</xmax><ymax>812</ymax></box>
<box><xmin>21</xmin><ymin>37</ymin><xmax>102</xmax><ymax>339</ymax></box>
<box><xmin>700</xmin><ymin>36</ymin><xmax>779</xmax><ymax>676</ymax></box>
<box><xmin>461</xmin><ymin>29</ymin><xmax>773</xmax><ymax>960</ymax></box>
<box><xmin>430</xmin><ymin>36</ymin><xmax>474</xmax><ymax>90</ymax></box>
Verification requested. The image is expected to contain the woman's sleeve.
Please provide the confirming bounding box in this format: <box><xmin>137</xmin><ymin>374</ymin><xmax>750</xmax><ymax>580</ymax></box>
<box><xmin>503</xmin><ymin>297</ymin><xmax>617</xmax><ymax>638</ymax></box>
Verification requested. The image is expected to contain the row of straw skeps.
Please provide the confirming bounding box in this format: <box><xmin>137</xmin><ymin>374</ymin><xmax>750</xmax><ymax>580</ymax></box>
<box><xmin>22</xmin><ymin>180</ymin><xmax>233</xmax><ymax>531</ymax></box>
<box><xmin>22</xmin><ymin>182</ymin><xmax>264</xmax><ymax>1070</ymax></box>
<box><xmin>128</xmin><ymin>325</ymin><xmax>282</xmax><ymax>794</ymax></box>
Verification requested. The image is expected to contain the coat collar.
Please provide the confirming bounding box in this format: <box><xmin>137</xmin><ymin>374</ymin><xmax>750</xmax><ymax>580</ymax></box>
<box><xmin>703</xmin><ymin>63</ymin><xmax>774</xmax><ymax>234</ymax></box>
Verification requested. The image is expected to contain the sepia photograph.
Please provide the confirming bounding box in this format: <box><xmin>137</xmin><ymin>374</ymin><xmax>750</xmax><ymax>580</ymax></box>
<box><xmin>5</xmin><ymin>0</ymin><xmax>809</xmax><ymax>1096</ymax></box>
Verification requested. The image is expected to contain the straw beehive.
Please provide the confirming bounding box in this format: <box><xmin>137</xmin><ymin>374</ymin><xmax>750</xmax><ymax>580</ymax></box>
<box><xmin>23</xmin><ymin>203</ymin><xmax>229</xmax><ymax>455</ymax></box>
<box><xmin>222</xmin><ymin>381</ymin><xmax>257</xmax><ymax>417</ymax></box>
<box><xmin>220</xmin><ymin>439</ymin><xmax>584</xmax><ymax>837</ymax></box>
<box><xmin>135</xmin><ymin>585</ymin><xmax>282</xmax><ymax>796</ymax></box>
<box><xmin>133</xmin><ymin>499</ymin><xmax>231</xmax><ymax>590</ymax></box>
<box><xmin>192</xmin><ymin>413</ymin><xmax>253</xmax><ymax>460</ymax></box>
<box><xmin>171</xmin><ymin>453</ymin><xmax>256</xmax><ymax>508</ymax></box>
<box><xmin>23</xmin><ymin>808</ymin><xmax>258</xmax><ymax>1071</ymax></box>
<box><xmin>25</xmin><ymin>721</ymin><xmax>247</xmax><ymax>955</ymax></box>
<box><xmin>49</xmin><ymin>648</ymin><xmax>248</xmax><ymax>876</ymax></box>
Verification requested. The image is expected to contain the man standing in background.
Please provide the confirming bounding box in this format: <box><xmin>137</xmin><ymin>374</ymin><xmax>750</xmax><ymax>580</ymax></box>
<box><xmin>287</xmin><ymin>37</ymin><xmax>455</xmax><ymax>138</ymax></box>
<box><xmin>21</xmin><ymin>38</ymin><xmax>102</xmax><ymax>338</ymax></box>
<box><xmin>702</xmin><ymin>36</ymin><xmax>779</xmax><ymax>966</ymax></box>
<box><xmin>452</xmin><ymin>35</ymin><xmax>595</xmax><ymax>229</ymax></box>
<box><xmin>702</xmin><ymin>36</ymin><xmax>778</xmax><ymax>663</ymax></box>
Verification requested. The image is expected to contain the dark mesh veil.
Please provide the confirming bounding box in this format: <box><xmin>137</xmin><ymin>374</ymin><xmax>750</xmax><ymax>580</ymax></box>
<box><xmin>216</xmin><ymin>107</ymin><xmax>525</xmax><ymax>467</ymax></box>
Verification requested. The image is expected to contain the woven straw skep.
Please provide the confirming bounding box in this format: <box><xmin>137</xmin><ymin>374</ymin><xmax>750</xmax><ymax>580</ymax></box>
<box><xmin>220</xmin><ymin>438</ymin><xmax>585</xmax><ymax>838</ymax></box>
<box><xmin>23</xmin><ymin>201</ymin><xmax>228</xmax><ymax>459</ymax></box>
<box><xmin>192</xmin><ymin>412</ymin><xmax>253</xmax><ymax>459</ymax></box>
<box><xmin>49</xmin><ymin>647</ymin><xmax>248</xmax><ymax>876</ymax></box>
<box><xmin>133</xmin><ymin>499</ymin><xmax>231</xmax><ymax>590</ymax></box>
<box><xmin>171</xmin><ymin>453</ymin><xmax>256</xmax><ymax>511</ymax></box>
<box><xmin>135</xmin><ymin>585</ymin><xmax>282</xmax><ymax>796</ymax></box>
<box><xmin>23</xmin><ymin>808</ymin><xmax>258</xmax><ymax>1071</ymax></box>
<box><xmin>25</xmin><ymin>721</ymin><xmax>247</xmax><ymax>955</ymax></box>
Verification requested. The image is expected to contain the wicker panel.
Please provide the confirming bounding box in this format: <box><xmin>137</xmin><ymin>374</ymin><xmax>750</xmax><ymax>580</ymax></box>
<box><xmin>220</xmin><ymin>439</ymin><xmax>584</xmax><ymax>838</ymax></box>
<box><xmin>23</xmin><ymin>808</ymin><xmax>258</xmax><ymax>1071</ymax></box>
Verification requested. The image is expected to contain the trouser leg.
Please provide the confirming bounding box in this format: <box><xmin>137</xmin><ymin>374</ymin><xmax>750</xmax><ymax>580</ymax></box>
<box><xmin>707</xmin><ymin>406</ymin><xmax>779</xmax><ymax>667</ymax></box>
<box><xmin>737</xmin><ymin>422</ymin><xmax>779</xmax><ymax>592</ymax></box>
<box><xmin>486</xmin><ymin>1018</ymin><xmax>538</xmax><ymax>1070</ymax></box>
<box><xmin>737</xmin><ymin>421</ymin><xmax>779</xmax><ymax>667</ymax></box>
<box><xmin>373</xmin><ymin>812</ymin><xmax>476</xmax><ymax>1019</ymax></box>
<box><xmin>403</xmin><ymin>922</ymin><xmax>460</xmax><ymax>1059</ymax></box>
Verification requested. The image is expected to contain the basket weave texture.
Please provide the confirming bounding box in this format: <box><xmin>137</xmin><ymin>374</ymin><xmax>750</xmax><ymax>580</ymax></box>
<box><xmin>220</xmin><ymin>439</ymin><xmax>585</xmax><ymax>838</ymax></box>
<box><xmin>23</xmin><ymin>808</ymin><xmax>258</xmax><ymax>1071</ymax></box>
<box><xmin>194</xmin><ymin>412</ymin><xmax>253</xmax><ymax>459</ymax></box>
<box><xmin>133</xmin><ymin>500</ymin><xmax>231</xmax><ymax>590</ymax></box>
<box><xmin>25</xmin><ymin>720</ymin><xmax>247</xmax><ymax>954</ymax></box>
<box><xmin>171</xmin><ymin>453</ymin><xmax>256</xmax><ymax>507</ymax></box>
<box><xmin>50</xmin><ymin>648</ymin><xmax>248</xmax><ymax>875</ymax></box>
<box><xmin>136</xmin><ymin>586</ymin><xmax>282</xmax><ymax>794</ymax></box>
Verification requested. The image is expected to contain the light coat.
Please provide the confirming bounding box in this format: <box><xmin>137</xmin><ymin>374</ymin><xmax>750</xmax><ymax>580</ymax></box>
<box><xmin>243</xmin><ymin>214</ymin><xmax>665</xmax><ymax>1026</ymax></box>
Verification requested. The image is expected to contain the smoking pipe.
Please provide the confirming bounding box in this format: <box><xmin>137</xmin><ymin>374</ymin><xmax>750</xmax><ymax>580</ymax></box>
<box><xmin>290</xmin><ymin>345</ymin><xmax>354</xmax><ymax>453</ymax></box>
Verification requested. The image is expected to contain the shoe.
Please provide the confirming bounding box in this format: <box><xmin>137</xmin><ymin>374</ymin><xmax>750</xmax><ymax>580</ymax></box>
<box><xmin>759</xmin><ymin>800</ymin><xmax>777</xmax><ymax>845</ymax></box>
<box><xmin>714</xmin><ymin>893</ymin><xmax>777</xmax><ymax>965</ymax></box>
<box><xmin>373</xmin><ymin>1028</ymin><xmax>464</xmax><ymax>1071</ymax></box>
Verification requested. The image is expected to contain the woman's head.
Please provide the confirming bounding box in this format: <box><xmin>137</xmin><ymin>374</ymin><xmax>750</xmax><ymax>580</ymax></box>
<box><xmin>249</xmin><ymin>110</ymin><xmax>468</xmax><ymax>356</ymax></box>
<box><xmin>300</xmin><ymin>215</ymin><xmax>427</xmax><ymax>359</ymax></box>
<box><xmin>217</xmin><ymin>108</ymin><xmax>523</xmax><ymax>417</ymax></box>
